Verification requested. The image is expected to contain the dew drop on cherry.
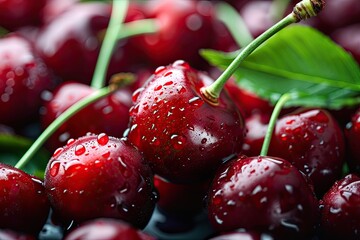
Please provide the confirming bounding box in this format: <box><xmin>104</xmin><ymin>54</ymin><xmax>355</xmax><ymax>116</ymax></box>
<box><xmin>75</xmin><ymin>144</ymin><xmax>86</xmax><ymax>156</ymax></box>
<box><xmin>50</xmin><ymin>162</ymin><xmax>60</xmax><ymax>177</ymax></box>
<box><xmin>170</xmin><ymin>134</ymin><xmax>186</xmax><ymax>150</ymax></box>
<box><xmin>132</xmin><ymin>87</ymin><xmax>144</xmax><ymax>102</ymax></box>
<box><xmin>67</xmin><ymin>138</ymin><xmax>75</xmax><ymax>146</ymax></box>
<box><xmin>97</xmin><ymin>133</ymin><xmax>109</xmax><ymax>146</ymax></box>
<box><xmin>188</xmin><ymin>96</ymin><xmax>203</xmax><ymax>107</ymax></box>
<box><xmin>52</xmin><ymin>147</ymin><xmax>63</xmax><ymax>158</ymax></box>
<box><xmin>155</xmin><ymin>66</ymin><xmax>166</xmax><ymax>75</ymax></box>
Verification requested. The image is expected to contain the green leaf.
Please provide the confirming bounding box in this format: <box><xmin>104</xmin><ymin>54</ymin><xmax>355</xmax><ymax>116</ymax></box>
<box><xmin>201</xmin><ymin>25</ymin><xmax>360</xmax><ymax>109</ymax></box>
<box><xmin>0</xmin><ymin>134</ymin><xmax>50</xmax><ymax>179</ymax></box>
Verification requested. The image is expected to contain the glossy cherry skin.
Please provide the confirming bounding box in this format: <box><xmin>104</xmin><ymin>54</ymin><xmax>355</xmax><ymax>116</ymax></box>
<box><xmin>64</xmin><ymin>218</ymin><xmax>156</xmax><ymax>240</ymax></box>
<box><xmin>127</xmin><ymin>60</ymin><xmax>245</xmax><ymax>184</ymax></box>
<box><xmin>320</xmin><ymin>174</ymin><xmax>360</xmax><ymax>240</ymax></box>
<box><xmin>44</xmin><ymin>134</ymin><xmax>157</xmax><ymax>229</ymax></box>
<box><xmin>35</xmin><ymin>2</ymin><xmax>144</xmax><ymax>84</ymax></box>
<box><xmin>344</xmin><ymin>108</ymin><xmax>360</xmax><ymax>173</ymax></box>
<box><xmin>0</xmin><ymin>0</ymin><xmax>46</xmax><ymax>30</ymax></box>
<box><xmin>135</xmin><ymin>0</ymin><xmax>215</xmax><ymax>68</ymax></box>
<box><xmin>243</xmin><ymin>108</ymin><xmax>345</xmax><ymax>196</ymax></box>
<box><xmin>208</xmin><ymin>231</ymin><xmax>269</xmax><ymax>240</ymax></box>
<box><xmin>207</xmin><ymin>156</ymin><xmax>319</xmax><ymax>239</ymax></box>
<box><xmin>0</xmin><ymin>34</ymin><xmax>54</xmax><ymax>127</ymax></box>
<box><xmin>0</xmin><ymin>229</ymin><xmax>36</xmax><ymax>240</ymax></box>
<box><xmin>40</xmin><ymin>81</ymin><xmax>132</xmax><ymax>152</ymax></box>
<box><xmin>331</xmin><ymin>23</ymin><xmax>360</xmax><ymax>64</ymax></box>
<box><xmin>0</xmin><ymin>163</ymin><xmax>50</xmax><ymax>235</ymax></box>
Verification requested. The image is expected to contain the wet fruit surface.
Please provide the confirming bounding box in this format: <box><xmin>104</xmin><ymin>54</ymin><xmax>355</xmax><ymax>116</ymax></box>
<box><xmin>127</xmin><ymin>60</ymin><xmax>245</xmax><ymax>184</ymax></box>
<box><xmin>44</xmin><ymin>134</ymin><xmax>157</xmax><ymax>229</ymax></box>
<box><xmin>207</xmin><ymin>155</ymin><xmax>319</xmax><ymax>239</ymax></box>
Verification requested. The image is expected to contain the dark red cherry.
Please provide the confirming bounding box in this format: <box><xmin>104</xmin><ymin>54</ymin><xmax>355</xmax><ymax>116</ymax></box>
<box><xmin>331</xmin><ymin>23</ymin><xmax>360</xmax><ymax>64</ymax></box>
<box><xmin>35</xmin><ymin>2</ymin><xmax>145</xmax><ymax>84</ymax></box>
<box><xmin>0</xmin><ymin>163</ymin><xmax>50</xmax><ymax>235</ymax></box>
<box><xmin>135</xmin><ymin>0</ymin><xmax>215</xmax><ymax>68</ymax></box>
<box><xmin>0</xmin><ymin>34</ymin><xmax>54</xmax><ymax>128</ymax></box>
<box><xmin>243</xmin><ymin>108</ymin><xmax>345</xmax><ymax>196</ymax></box>
<box><xmin>127</xmin><ymin>60</ymin><xmax>245</xmax><ymax>184</ymax></box>
<box><xmin>0</xmin><ymin>0</ymin><xmax>46</xmax><ymax>30</ymax></box>
<box><xmin>345</xmin><ymin>108</ymin><xmax>360</xmax><ymax>173</ymax></box>
<box><xmin>44</xmin><ymin>134</ymin><xmax>157</xmax><ymax>229</ymax></box>
<box><xmin>0</xmin><ymin>229</ymin><xmax>36</xmax><ymax>240</ymax></box>
<box><xmin>64</xmin><ymin>218</ymin><xmax>156</xmax><ymax>240</ymax></box>
<box><xmin>240</xmin><ymin>0</ymin><xmax>275</xmax><ymax>38</ymax></box>
<box><xmin>207</xmin><ymin>156</ymin><xmax>319</xmax><ymax>239</ymax></box>
<box><xmin>208</xmin><ymin>231</ymin><xmax>269</xmax><ymax>240</ymax></box>
<box><xmin>40</xmin><ymin>81</ymin><xmax>132</xmax><ymax>152</ymax></box>
<box><xmin>320</xmin><ymin>174</ymin><xmax>360</xmax><ymax>240</ymax></box>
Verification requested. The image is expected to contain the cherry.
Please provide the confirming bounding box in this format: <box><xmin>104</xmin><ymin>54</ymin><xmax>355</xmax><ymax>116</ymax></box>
<box><xmin>207</xmin><ymin>155</ymin><xmax>319</xmax><ymax>239</ymax></box>
<box><xmin>126</xmin><ymin>60</ymin><xmax>245</xmax><ymax>184</ymax></box>
<box><xmin>0</xmin><ymin>33</ymin><xmax>54</xmax><ymax>128</ymax></box>
<box><xmin>320</xmin><ymin>174</ymin><xmax>360</xmax><ymax>240</ymax></box>
<box><xmin>208</xmin><ymin>231</ymin><xmax>269</xmax><ymax>240</ymax></box>
<box><xmin>0</xmin><ymin>229</ymin><xmax>36</xmax><ymax>240</ymax></box>
<box><xmin>0</xmin><ymin>0</ymin><xmax>46</xmax><ymax>31</ymax></box>
<box><xmin>240</xmin><ymin>0</ymin><xmax>276</xmax><ymax>38</ymax></box>
<box><xmin>64</xmin><ymin>218</ymin><xmax>156</xmax><ymax>240</ymax></box>
<box><xmin>331</xmin><ymin>23</ymin><xmax>360</xmax><ymax>64</ymax></box>
<box><xmin>134</xmin><ymin>0</ymin><xmax>215</xmax><ymax>68</ymax></box>
<box><xmin>243</xmin><ymin>108</ymin><xmax>345</xmax><ymax>196</ymax></box>
<box><xmin>44</xmin><ymin>133</ymin><xmax>157</xmax><ymax>229</ymax></box>
<box><xmin>40</xmin><ymin>81</ymin><xmax>132</xmax><ymax>152</ymax></box>
<box><xmin>344</xmin><ymin>108</ymin><xmax>360</xmax><ymax>173</ymax></box>
<box><xmin>0</xmin><ymin>163</ymin><xmax>50</xmax><ymax>235</ymax></box>
<box><xmin>35</xmin><ymin>2</ymin><xmax>145</xmax><ymax>84</ymax></box>
<box><xmin>41</xmin><ymin>0</ymin><xmax>79</xmax><ymax>24</ymax></box>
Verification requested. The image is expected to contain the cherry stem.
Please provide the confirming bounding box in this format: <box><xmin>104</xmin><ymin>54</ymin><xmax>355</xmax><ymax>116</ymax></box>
<box><xmin>260</xmin><ymin>93</ymin><xmax>292</xmax><ymax>156</ymax></box>
<box><xmin>15</xmin><ymin>87</ymin><xmax>114</xmax><ymax>170</ymax></box>
<box><xmin>91</xmin><ymin>0</ymin><xmax>129</xmax><ymax>89</ymax></box>
<box><xmin>118</xmin><ymin>19</ymin><xmax>158</xmax><ymax>39</ymax></box>
<box><xmin>201</xmin><ymin>0</ymin><xmax>324</xmax><ymax>105</ymax></box>
<box><xmin>216</xmin><ymin>2</ymin><xmax>253</xmax><ymax>47</ymax></box>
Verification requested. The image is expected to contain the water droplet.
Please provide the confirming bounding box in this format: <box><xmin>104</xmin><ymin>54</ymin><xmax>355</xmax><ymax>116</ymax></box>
<box><xmin>49</xmin><ymin>162</ymin><xmax>60</xmax><ymax>177</ymax></box>
<box><xmin>316</xmin><ymin>125</ymin><xmax>324</xmax><ymax>133</ymax></box>
<box><xmin>177</xmin><ymin>85</ymin><xmax>187</xmax><ymax>94</ymax></box>
<box><xmin>97</xmin><ymin>133</ymin><xmax>109</xmax><ymax>145</ymax></box>
<box><xmin>170</xmin><ymin>134</ymin><xmax>186</xmax><ymax>150</ymax></box>
<box><xmin>75</xmin><ymin>145</ymin><xmax>86</xmax><ymax>156</ymax></box>
<box><xmin>285</xmin><ymin>184</ymin><xmax>293</xmax><ymax>194</ymax></box>
<box><xmin>188</xmin><ymin>96</ymin><xmax>203</xmax><ymax>107</ymax></box>
<box><xmin>201</xmin><ymin>138</ymin><xmax>207</xmax><ymax>144</ymax></box>
<box><xmin>67</xmin><ymin>138</ymin><xmax>75</xmax><ymax>146</ymax></box>
<box><xmin>214</xmin><ymin>215</ymin><xmax>223</xmax><ymax>225</ymax></box>
<box><xmin>330</xmin><ymin>207</ymin><xmax>341</xmax><ymax>214</ymax></box>
<box><xmin>102</xmin><ymin>151</ymin><xmax>110</xmax><ymax>158</ymax></box>
<box><xmin>132</xmin><ymin>87</ymin><xmax>144</xmax><ymax>102</ymax></box>
<box><xmin>172</xmin><ymin>60</ymin><xmax>189</xmax><ymax>69</ymax></box>
<box><xmin>154</xmin><ymin>85</ymin><xmax>162</xmax><ymax>91</ymax></box>
<box><xmin>155</xmin><ymin>66</ymin><xmax>166</xmax><ymax>74</ymax></box>
<box><xmin>119</xmin><ymin>182</ymin><xmax>130</xmax><ymax>194</ymax></box>
<box><xmin>164</xmin><ymin>72</ymin><xmax>173</xmax><ymax>77</ymax></box>
<box><xmin>286</xmin><ymin>119</ymin><xmax>295</xmax><ymax>125</ymax></box>
<box><xmin>151</xmin><ymin>136</ymin><xmax>161</xmax><ymax>146</ymax></box>
<box><xmin>227</xmin><ymin>200</ymin><xmax>236</xmax><ymax>206</ymax></box>
<box><xmin>129</xmin><ymin>104</ymin><xmax>139</xmax><ymax>116</ymax></box>
<box><xmin>52</xmin><ymin>147</ymin><xmax>63</xmax><ymax>158</ymax></box>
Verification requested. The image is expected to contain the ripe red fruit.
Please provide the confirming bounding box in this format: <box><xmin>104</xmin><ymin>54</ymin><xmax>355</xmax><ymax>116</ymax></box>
<box><xmin>35</xmin><ymin>2</ymin><xmax>145</xmax><ymax>84</ymax></box>
<box><xmin>243</xmin><ymin>108</ymin><xmax>345</xmax><ymax>196</ymax></box>
<box><xmin>135</xmin><ymin>0</ymin><xmax>215</xmax><ymax>68</ymax></box>
<box><xmin>64</xmin><ymin>218</ymin><xmax>156</xmax><ymax>240</ymax></box>
<box><xmin>0</xmin><ymin>229</ymin><xmax>36</xmax><ymax>240</ymax></box>
<box><xmin>345</xmin><ymin>108</ymin><xmax>360</xmax><ymax>173</ymax></box>
<box><xmin>0</xmin><ymin>163</ymin><xmax>50</xmax><ymax>235</ymax></box>
<box><xmin>40</xmin><ymin>81</ymin><xmax>132</xmax><ymax>152</ymax></box>
<box><xmin>44</xmin><ymin>134</ymin><xmax>157</xmax><ymax>229</ymax></box>
<box><xmin>331</xmin><ymin>23</ymin><xmax>360</xmax><ymax>64</ymax></box>
<box><xmin>320</xmin><ymin>174</ymin><xmax>360</xmax><ymax>240</ymax></box>
<box><xmin>127</xmin><ymin>60</ymin><xmax>245</xmax><ymax>184</ymax></box>
<box><xmin>207</xmin><ymin>156</ymin><xmax>319</xmax><ymax>239</ymax></box>
<box><xmin>0</xmin><ymin>0</ymin><xmax>46</xmax><ymax>30</ymax></box>
<box><xmin>0</xmin><ymin>34</ymin><xmax>54</xmax><ymax>127</ymax></box>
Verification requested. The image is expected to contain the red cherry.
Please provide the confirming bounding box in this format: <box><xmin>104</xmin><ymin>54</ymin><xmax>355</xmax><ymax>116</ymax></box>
<box><xmin>207</xmin><ymin>156</ymin><xmax>319</xmax><ymax>239</ymax></box>
<box><xmin>320</xmin><ymin>174</ymin><xmax>360</xmax><ymax>240</ymax></box>
<box><xmin>345</xmin><ymin>108</ymin><xmax>360</xmax><ymax>173</ymax></box>
<box><xmin>64</xmin><ymin>218</ymin><xmax>156</xmax><ymax>240</ymax></box>
<box><xmin>127</xmin><ymin>60</ymin><xmax>245</xmax><ymax>184</ymax></box>
<box><xmin>0</xmin><ymin>0</ymin><xmax>46</xmax><ymax>31</ymax></box>
<box><xmin>0</xmin><ymin>163</ymin><xmax>50</xmax><ymax>235</ymax></box>
<box><xmin>0</xmin><ymin>229</ymin><xmax>36</xmax><ymax>240</ymax></box>
<box><xmin>0</xmin><ymin>34</ymin><xmax>54</xmax><ymax>128</ymax></box>
<box><xmin>243</xmin><ymin>108</ymin><xmax>345</xmax><ymax>196</ymax></box>
<box><xmin>331</xmin><ymin>23</ymin><xmax>360</xmax><ymax>64</ymax></box>
<box><xmin>44</xmin><ymin>134</ymin><xmax>157</xmax><ymax>229</ymax></box>
<box><xmin>40</xmin><ymin>81</ymin><xmax>132</xmax><ymax>152</ymax></box>
<box><xmin>135</xmin><ymin>0</ymin><xmax>215</xmax><ymax>68</ymax></box>
<box><xmin>35</xmin><ymin>2</ymin><xmax>145</xmax><ymax>84</ymax></box>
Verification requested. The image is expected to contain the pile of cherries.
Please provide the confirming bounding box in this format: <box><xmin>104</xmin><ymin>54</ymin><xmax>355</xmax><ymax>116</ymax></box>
<box><xmin>0</xmin><ymin>0</ymin><xmax>360</xmax><ymax>239</ymax></box>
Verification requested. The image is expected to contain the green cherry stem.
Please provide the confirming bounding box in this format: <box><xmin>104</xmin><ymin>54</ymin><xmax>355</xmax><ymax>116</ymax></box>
<box><xmin>91</xmin><ymin>0</ymin><xmax>129</xmax><ymax>89</ymax></box>
<box><xmin>118</xmin><ymin>18</ymin><xmax>158</xmax><ymax>39</ymax></box>
<box><xmin>15</xmin><ymin>87</ymin><xmax>115</xmax><ymax>170</ymax></box>
<box><xmin>259</xmin><ymin>93</ymin><xmax>292</xmax><ymax>156</ymax></box>
<box><xmin>201</xmin><ymin>0</ymin><xmax>324</xmax><ymax>105</ymax></box>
